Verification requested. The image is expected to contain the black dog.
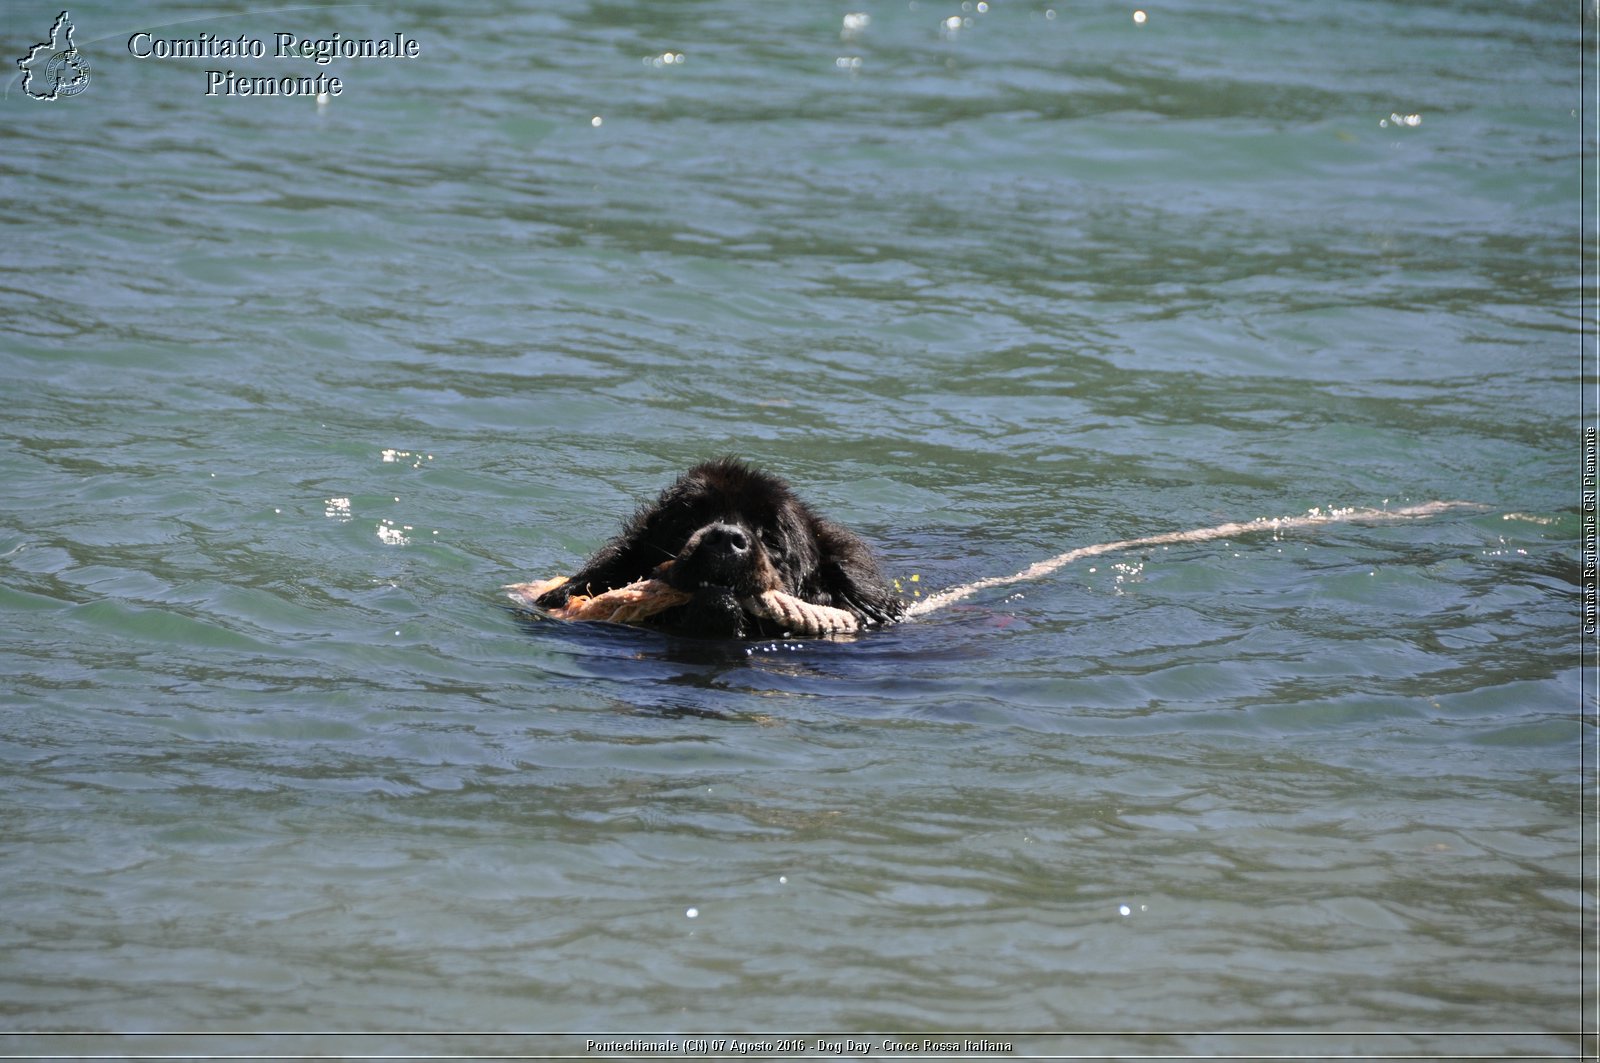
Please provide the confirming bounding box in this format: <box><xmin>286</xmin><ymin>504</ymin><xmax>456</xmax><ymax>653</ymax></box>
<box><xmin>535</xmin><ymin>459</ymin><xmax>903</xmax><ymax>638</ymax></box>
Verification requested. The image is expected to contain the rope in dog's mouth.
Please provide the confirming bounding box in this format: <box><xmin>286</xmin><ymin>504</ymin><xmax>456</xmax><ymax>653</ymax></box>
<box><xmin>508</xmin><ymin>500</ymin><xmax>1483</xmax><ymax>636</ymax></box>
<box><xmin>504</xmin><ymin>576</ymin><xmax>865</xmax><ymax>635</ymax></box>
<box><xmin>904</xmin><ymin>499</ymin><xmax>1483</xmax><ymax>618</ymax></box>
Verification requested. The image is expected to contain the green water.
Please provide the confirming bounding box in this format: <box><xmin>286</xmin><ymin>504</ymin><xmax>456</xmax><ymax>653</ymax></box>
<box><xmin>0</xmin><ymin>0</ymin><xmax>1582</xmax><ymax>1054</ymax></box>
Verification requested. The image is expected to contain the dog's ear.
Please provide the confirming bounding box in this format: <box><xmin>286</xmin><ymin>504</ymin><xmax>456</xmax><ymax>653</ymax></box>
<box><xmin>825</xmin><ymin>566</ymin><xmax>903</xmax><ymax>624</ymax></box>
<box><xmin>811</xmin><ymin>520</ymin><xmax>903</xmax><ymax>624</ymax></box>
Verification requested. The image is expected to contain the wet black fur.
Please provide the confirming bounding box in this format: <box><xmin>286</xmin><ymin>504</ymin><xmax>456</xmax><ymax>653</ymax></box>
<box><xmin>535</xmin><ymin>459</ymin><xmax>903</xmax><ymax>638</ymax></box>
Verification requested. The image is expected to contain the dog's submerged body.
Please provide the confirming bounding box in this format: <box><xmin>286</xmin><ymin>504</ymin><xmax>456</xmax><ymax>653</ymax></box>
<box><xmin>534</xmin><ymin>459</ymin><xmax>902</xmax><ymax>639</ymax></box>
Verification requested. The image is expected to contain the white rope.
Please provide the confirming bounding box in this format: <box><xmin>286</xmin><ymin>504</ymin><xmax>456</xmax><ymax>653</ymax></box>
<box><xmin>904</xmin><ymin>500</ymin><xmax>1482</xmax><ymax>618</ymax></box>
<box><xmin>747</xmin><ymin>589</ymin><xmax>862</xmax><ymax>636</ymax></box>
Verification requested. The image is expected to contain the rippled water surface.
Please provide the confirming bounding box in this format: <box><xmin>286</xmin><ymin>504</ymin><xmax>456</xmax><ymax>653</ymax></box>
<box><xmin>0</xmin><ymin>0</ymin><xmax>1582</xmax><ymax>1055</ymax></box>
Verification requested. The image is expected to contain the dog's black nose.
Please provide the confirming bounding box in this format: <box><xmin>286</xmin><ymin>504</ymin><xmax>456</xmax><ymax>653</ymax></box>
<box><xmin>699</xmin><ymin>523</ymin><xmax>749</xmax><ymax>555</ymax></box>
<box><xmin>668</xmin><ymin>521</ymin><xmax>759</xmax><ymax>596</ymax></box>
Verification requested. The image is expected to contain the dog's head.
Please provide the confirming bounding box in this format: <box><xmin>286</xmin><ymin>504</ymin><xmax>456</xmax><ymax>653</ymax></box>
<box><xmin>538</xmin><ymin>458</ymin><xmax>901</xmax><ymax>639</ymax></box>
<box><xmin>643</xmin><ymin>461</ymin><xmax>822</xmax><ymax>636</ymax></box>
